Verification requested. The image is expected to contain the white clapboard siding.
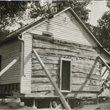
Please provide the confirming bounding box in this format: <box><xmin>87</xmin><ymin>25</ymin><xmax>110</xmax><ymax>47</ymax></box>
<box><xmin>28</xmin><ymin>10</ymin><xmax>97</xmax><ymax>47</ymax></box>
<box><xmin>20</xmin><ymin>33</ymin><xmax>32</xmax><ymax>94</ymax></box>
<box><xmin>0</xmin><ymin>39</ymin><xmax>21</xmax><ymax>84</ymax></box>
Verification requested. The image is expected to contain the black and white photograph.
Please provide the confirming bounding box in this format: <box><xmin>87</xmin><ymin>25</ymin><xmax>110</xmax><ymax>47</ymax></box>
<box><xmin>0</xmin><ymin>0</ymin><xmax>110</xmax><ymax>110</ymax></box>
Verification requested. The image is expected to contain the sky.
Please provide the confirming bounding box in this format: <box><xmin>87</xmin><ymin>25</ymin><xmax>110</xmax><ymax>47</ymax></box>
<box><xmin>87</xmin><ymin>0</ymin><xmax>109</xmax><ymax>26</ymax></box>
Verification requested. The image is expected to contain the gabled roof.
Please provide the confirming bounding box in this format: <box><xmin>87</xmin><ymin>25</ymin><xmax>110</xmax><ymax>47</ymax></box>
<box><xmin>0</xmin><ymin>7</ymin><xmax>110</xmax><ymax>57</ymax></box>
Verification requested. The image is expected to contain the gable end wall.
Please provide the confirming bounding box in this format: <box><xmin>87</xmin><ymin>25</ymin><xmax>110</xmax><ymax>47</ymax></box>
<box><xmin>28</xmin><ymin>10</ymin><xmax>97</xmax><ymax>48</ymax></box>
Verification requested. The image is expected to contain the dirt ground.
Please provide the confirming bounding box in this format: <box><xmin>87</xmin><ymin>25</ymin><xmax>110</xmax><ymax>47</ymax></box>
<box><xmin>0</xmin><ymin>100</ymin><xmax>110</xmax><ymax>110</ymax></box>
<box><xmin>0</xmin><ymin>103</ymin><xmax>110</xmax><ymax>110</ymax></box>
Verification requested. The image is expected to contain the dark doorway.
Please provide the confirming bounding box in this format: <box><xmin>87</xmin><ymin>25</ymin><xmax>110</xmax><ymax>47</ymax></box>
<box><xmin>60</xmin><ymin>58</ymin><xmax>71</xmax><ymax>91</ymax></box>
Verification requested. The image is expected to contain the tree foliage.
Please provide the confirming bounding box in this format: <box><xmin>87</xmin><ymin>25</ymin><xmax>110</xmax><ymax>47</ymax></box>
<box><xmin>92</xmin><ymin>11</ymin><xmax>110</xmax><ymax>51</ymax></box>
<box><xmin>91</xmin><ymin>1</ymin><xmax>110</xmax><ymax>51</ymax></box>
<box><xmin>0</xmin><ymin>0</ymin><xmax>90</xmax><ymax>40</ymax></box>
<box><xmin>0</xmin><ymin>1</ymin><xmax>34</xmax><ymax>39</ymax></box>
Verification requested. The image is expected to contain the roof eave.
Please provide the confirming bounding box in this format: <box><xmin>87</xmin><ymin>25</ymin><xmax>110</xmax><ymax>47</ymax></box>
<box><xmin>0</xmin><ymin>18</ymin><xmax>45</xmax><ymax>44</ymax></box>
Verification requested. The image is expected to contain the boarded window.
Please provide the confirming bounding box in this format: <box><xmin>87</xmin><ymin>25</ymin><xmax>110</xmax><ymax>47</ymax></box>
<box><xmin>60</xmin><ymin>58</ymin><xmax>71</xmax><ymax>92</ymax></box>
<box><xmin>0</xmin><ymin>55</ymin><xmax>2</xmax><ymax>71</ymax></box>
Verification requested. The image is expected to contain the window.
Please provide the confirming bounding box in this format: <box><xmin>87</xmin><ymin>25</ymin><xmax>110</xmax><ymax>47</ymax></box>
<box><xmin>60</xmin><ymin>58</ymin><xmax>71</xmax><ymax>92</ymax></box>
<box><xmin>0</xmin><ymin>55</ymin><xmax>2</xmax><ymax>71</ymax></box>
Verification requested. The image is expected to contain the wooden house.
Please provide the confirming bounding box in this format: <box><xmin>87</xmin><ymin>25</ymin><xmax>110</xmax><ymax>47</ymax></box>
<box><xmin>0</xmin><ymin>7</ymin><xmax>110</xmax><ymax>108</ymax></box>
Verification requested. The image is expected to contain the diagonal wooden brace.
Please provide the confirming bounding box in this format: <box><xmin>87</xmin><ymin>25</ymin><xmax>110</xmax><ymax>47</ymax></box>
<box><xmin>0</xmin><ymin>57</ymin><xmax>19</xmax><ymax>76</ymax></box>
<box><xmin>73</xmin><ymin>57</ymin><xmax>99</xmax><ymax>98</ymax></box>
<box><xmin>33</xmin><ymin>49</ymin><xmax>71</xmax><ymax>110</ymax></box>
<box><xmin>98</xmin><ymin>56</ymin><xmax>110</xmax><ymax>85</ymax></box>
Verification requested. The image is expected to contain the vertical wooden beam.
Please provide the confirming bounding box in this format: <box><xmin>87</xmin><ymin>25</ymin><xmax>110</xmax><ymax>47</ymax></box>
<box><xmin>33</xmin><ymin>49</ymin><xmax>71</xmax><ymax>110</ymax></box>
<box><xmin>3</xmin><ymin>85</ymin><xmax>4</xmax><ymax>93</ymax></box>
<box><xmin>50</xmin><ymin>98</ymin><xmax>52</xmax><ymax>109</ymax></box>
<box><xmin>10</xmin><ymin>84</ymin><xmax>12</xmax><ymax>93</ymax></box>
<box><xmin>32</xmin><ymin>98</ymin><xmax>37</xmax><ymax>109</ymax></box>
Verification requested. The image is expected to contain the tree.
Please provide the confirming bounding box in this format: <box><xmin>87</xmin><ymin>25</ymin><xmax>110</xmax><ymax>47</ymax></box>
<box><xmin>90</xmin><ymin>1</ymin><xmax>110</xmax><ymax>51</ymax></box>
<box><xmin>92</xmin><ymin>10</ymin><xmax>110</xmax><ymax>51</ymax></box>
<box><xmin>0</xmin><ymin>1</ymin><xmax>43</xmax><ymax>38</ymax></box>
<box><xmin>0</xmin><ymin>0</ymin><xmax>90</xmax><ymax>40</ymax></box>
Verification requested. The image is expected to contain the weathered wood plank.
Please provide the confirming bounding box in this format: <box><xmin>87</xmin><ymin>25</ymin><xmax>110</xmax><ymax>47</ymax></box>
<box><xmin>32</xmin><ymin>58</ymin><xmax>96</xmax><ymax>72</ymax></box>
<box><xmin>32</xmin><ymin>64</ymin><xmax>94</xmax><ymax>74</ymax></box>
<box><xmin>32</xmin><ymin>69</ymin><xmax>59</xmax><ymax>77</ymax></box>
<box><xmin>66</xmin><ymin>92</ymin><xmax>97</xmax><ymax>98</ymax></box>
<box><xmin>71</xmin><ymin>85</ymin><xmax>101</xmax><ymax>92</ymax></box>
<box><xmin>31</xmin><ymin>77</ymin><xmax>59</xmax><ymax>84</ymax></box>
<box><xmin>72</xmin><ymin>65</ymin><xmax>99</xmax><ymax>75</ymax></box>
<box><xmin>32</xmin><ymin>54</ymin><xmax>95</xmax><ymax>66</ymax></box>
<box><xmin>25</xmin><ymin>91</ymin><xmax>58</xmax><ymax>98</ymax></box>
<box><xmin>31</xmin><ymin>77</ymin><xmax>100</xmax><ymax>86</ymax></box>
<box><xmin>33</xmin><ymin>41</ymin><xmax>96</xmax><ymax>54</ymax></box>
<box><xmin>25</xmin><ymin>92</ymin><xmax>97</xmax><ymax>98</ymax></box>
<box><xmin>32</xmin><ymin>57</ymin><xmax>59</xmax><ymax>64</ymax></box>
<box><xmin>72</xmin><ymin>72</ymin><xmax>101</xmax><ymax>80</ymax></box>
<box><xmin>32</xmin><ymin>48</ymin><xmax>97</xmax><ymax>60</ymax></box>
<box><xmin>71</xmin><ymin>77</ymin><xmax>100</xmax><ymax>86</ymax></box>
<box><xmin>33</xmin><ymin>37</ymin><xmax>96</xmax><ymax>52</ymax></box>
<box><xmin>31</xmin><ymin>84</ymin><xmax>101</xmax><ymax>92</ymax></box>
<box><xmin>32</xmin><ymin>70</ymin><xmax>46</xmax><ymax>77</ymax></box>
<box><xmin>32</xmin><ymin>63</ymin><xmax>59</xmax><ymax>71</ymax></box>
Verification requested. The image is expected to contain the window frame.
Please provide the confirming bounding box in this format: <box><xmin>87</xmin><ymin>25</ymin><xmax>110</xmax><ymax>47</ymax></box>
<box><xmin>60</xmin><ymin>58</ymin><xmax>72</xmax><ymax>92</ymax></box>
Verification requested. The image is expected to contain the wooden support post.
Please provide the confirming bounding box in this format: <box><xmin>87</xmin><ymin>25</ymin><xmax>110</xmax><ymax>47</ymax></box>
<box><xmin>50</xmin><ymin>99</ymin><xmax>52</xmax><ymax>109</ymax></box>
<box><xmin>96</xmin><ymin>95</ymin><xmax>99</xmax><ymax>104</ymax></box>
<box><xmin>32</xmin><ymin>98</ymin><xmax>37</xmax><ymax>109</ymax></box>
<box><xmin>101</xmin><ymin>68</ymin><xmax>108</xmax><ymax>77</ymax></box>
<box><xmin>87</xmin><ymin>57</ymin><xmax>99</xmax><ymax>78</ymax></box>
<box><xmin>1</xmin><ymin>85</ymin><xmax>3</xmax><ymax>93</ymax></box>
<box><xmin>2</xmin><ymin>85</ymin><xmax>5</xmax><ymax>93</ymax></box>
<box><xmin>0</xmin><ymin>85</ymin><xmax>1</xmax><ymax>93</ymax></box>
<box><xmin>10</xmin><ymin>84</ymin><xmax>13</xmax><ymax>93</ymax></box>
<box><xmin>33</xmin><ymin>49</ymin><xmax>71</xmax><ymax>110</ymax></box>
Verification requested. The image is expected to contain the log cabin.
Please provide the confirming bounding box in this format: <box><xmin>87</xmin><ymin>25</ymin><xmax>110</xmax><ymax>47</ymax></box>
<box><xmin>0</xmin><ymin>7</ymin><xmax>110</xmax><ymax>108</ymax></box>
